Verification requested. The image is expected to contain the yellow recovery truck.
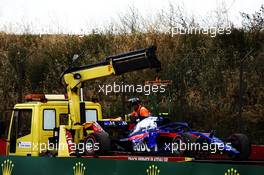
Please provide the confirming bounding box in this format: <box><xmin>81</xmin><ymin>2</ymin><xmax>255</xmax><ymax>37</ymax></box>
<box><xmin>2</xmin><ymin>46</ymin><xmax>161</xmax><ymax>157</ymax></box>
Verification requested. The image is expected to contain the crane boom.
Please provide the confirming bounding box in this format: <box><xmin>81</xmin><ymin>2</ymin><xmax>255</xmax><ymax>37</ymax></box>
<box><xmin>63</xmin><ymin>46</ymin><xmax>161</xmax><ymax>127</ymax></box>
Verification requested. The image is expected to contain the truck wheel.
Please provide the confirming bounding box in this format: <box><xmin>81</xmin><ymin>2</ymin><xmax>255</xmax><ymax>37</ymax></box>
<box><xmin>227</xmin><ymin>133</ymin><xmax>251</xmax><ymax>160</ymax></box>
<box><xmin>84</xmin><ymin>132</ymin><xmax>111</xmax><ymax>155</ymax></box>
<box><xmin>39</xmin><ymin>150</ymin><xmax>57</xmax><ymax>157</ymax></box>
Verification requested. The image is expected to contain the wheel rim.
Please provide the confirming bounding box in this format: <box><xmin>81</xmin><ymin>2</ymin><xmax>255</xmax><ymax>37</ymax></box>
<box><xmin>171</xmin><ymin>137</ymin><xmax>185</xmax><ymax>155</ymax></box>
<box><xmin>85</xmin><ymin>137</ymin><xmax>96</xmax><ymax>154</ymax></box>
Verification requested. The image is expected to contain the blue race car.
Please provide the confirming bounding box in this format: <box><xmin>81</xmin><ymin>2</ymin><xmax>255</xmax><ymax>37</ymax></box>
<box><xmin>84</xmin><ymin>116</ymin><xmax>251</xmax><ymax>160</ymax></box>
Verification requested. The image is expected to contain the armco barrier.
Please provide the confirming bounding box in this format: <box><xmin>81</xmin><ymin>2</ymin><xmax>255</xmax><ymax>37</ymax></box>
<box><xmin>0</xmin><ymin>156</ymin><xmax>263</xmax><ymax>175</ymax></box>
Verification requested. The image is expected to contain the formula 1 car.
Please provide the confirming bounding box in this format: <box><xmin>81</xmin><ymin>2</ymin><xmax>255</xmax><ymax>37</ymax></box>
<box><xmin>83</xmin><ymin>116</ymin><xmax>251</xmax><ymax>160</ymax></box>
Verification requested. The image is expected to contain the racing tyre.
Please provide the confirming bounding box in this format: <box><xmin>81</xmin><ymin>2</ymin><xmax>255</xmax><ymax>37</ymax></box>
<box><xmin>227</xmin><ymin>133</ymin><xmax>251</xmax><ymax>160</ymax></box>
<box><xmin>171</xmin><ymin>136</ymin><xmax>185</xmax><ymax>156</ymax></box>
<box><xmin>193</xmin><ymin>137</ymin><xmax>210</xmax><ymax>159</ymax></box>
<box><xmin>171</xmin><ymin>133</ymin><xmax>197</xmax><ymax>156</ymax></box>
<box><xmin>84</xmin><ymin>132</ymin><xmax>111</xmax><ymax>155</ymax></box>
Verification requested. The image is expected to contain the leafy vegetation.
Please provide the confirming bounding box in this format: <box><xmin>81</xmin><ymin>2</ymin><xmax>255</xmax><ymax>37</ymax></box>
<box><xmin>0</xmin><ymin>5</ymin><xmax>263</xmax><ymax>143</ymax></box>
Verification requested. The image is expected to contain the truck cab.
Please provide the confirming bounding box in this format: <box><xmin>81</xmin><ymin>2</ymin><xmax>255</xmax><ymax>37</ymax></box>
<box><xmin>4</xmin><ymin>94</ymin><xmax>102</xmax><ymax>156</ymax></box>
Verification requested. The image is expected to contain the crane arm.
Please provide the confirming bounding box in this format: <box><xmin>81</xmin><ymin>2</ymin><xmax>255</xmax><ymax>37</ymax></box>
<box><xmin>63</xmin><ymin>46</ymin><xmax>161</xmax><ymax>126</ymax></box>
